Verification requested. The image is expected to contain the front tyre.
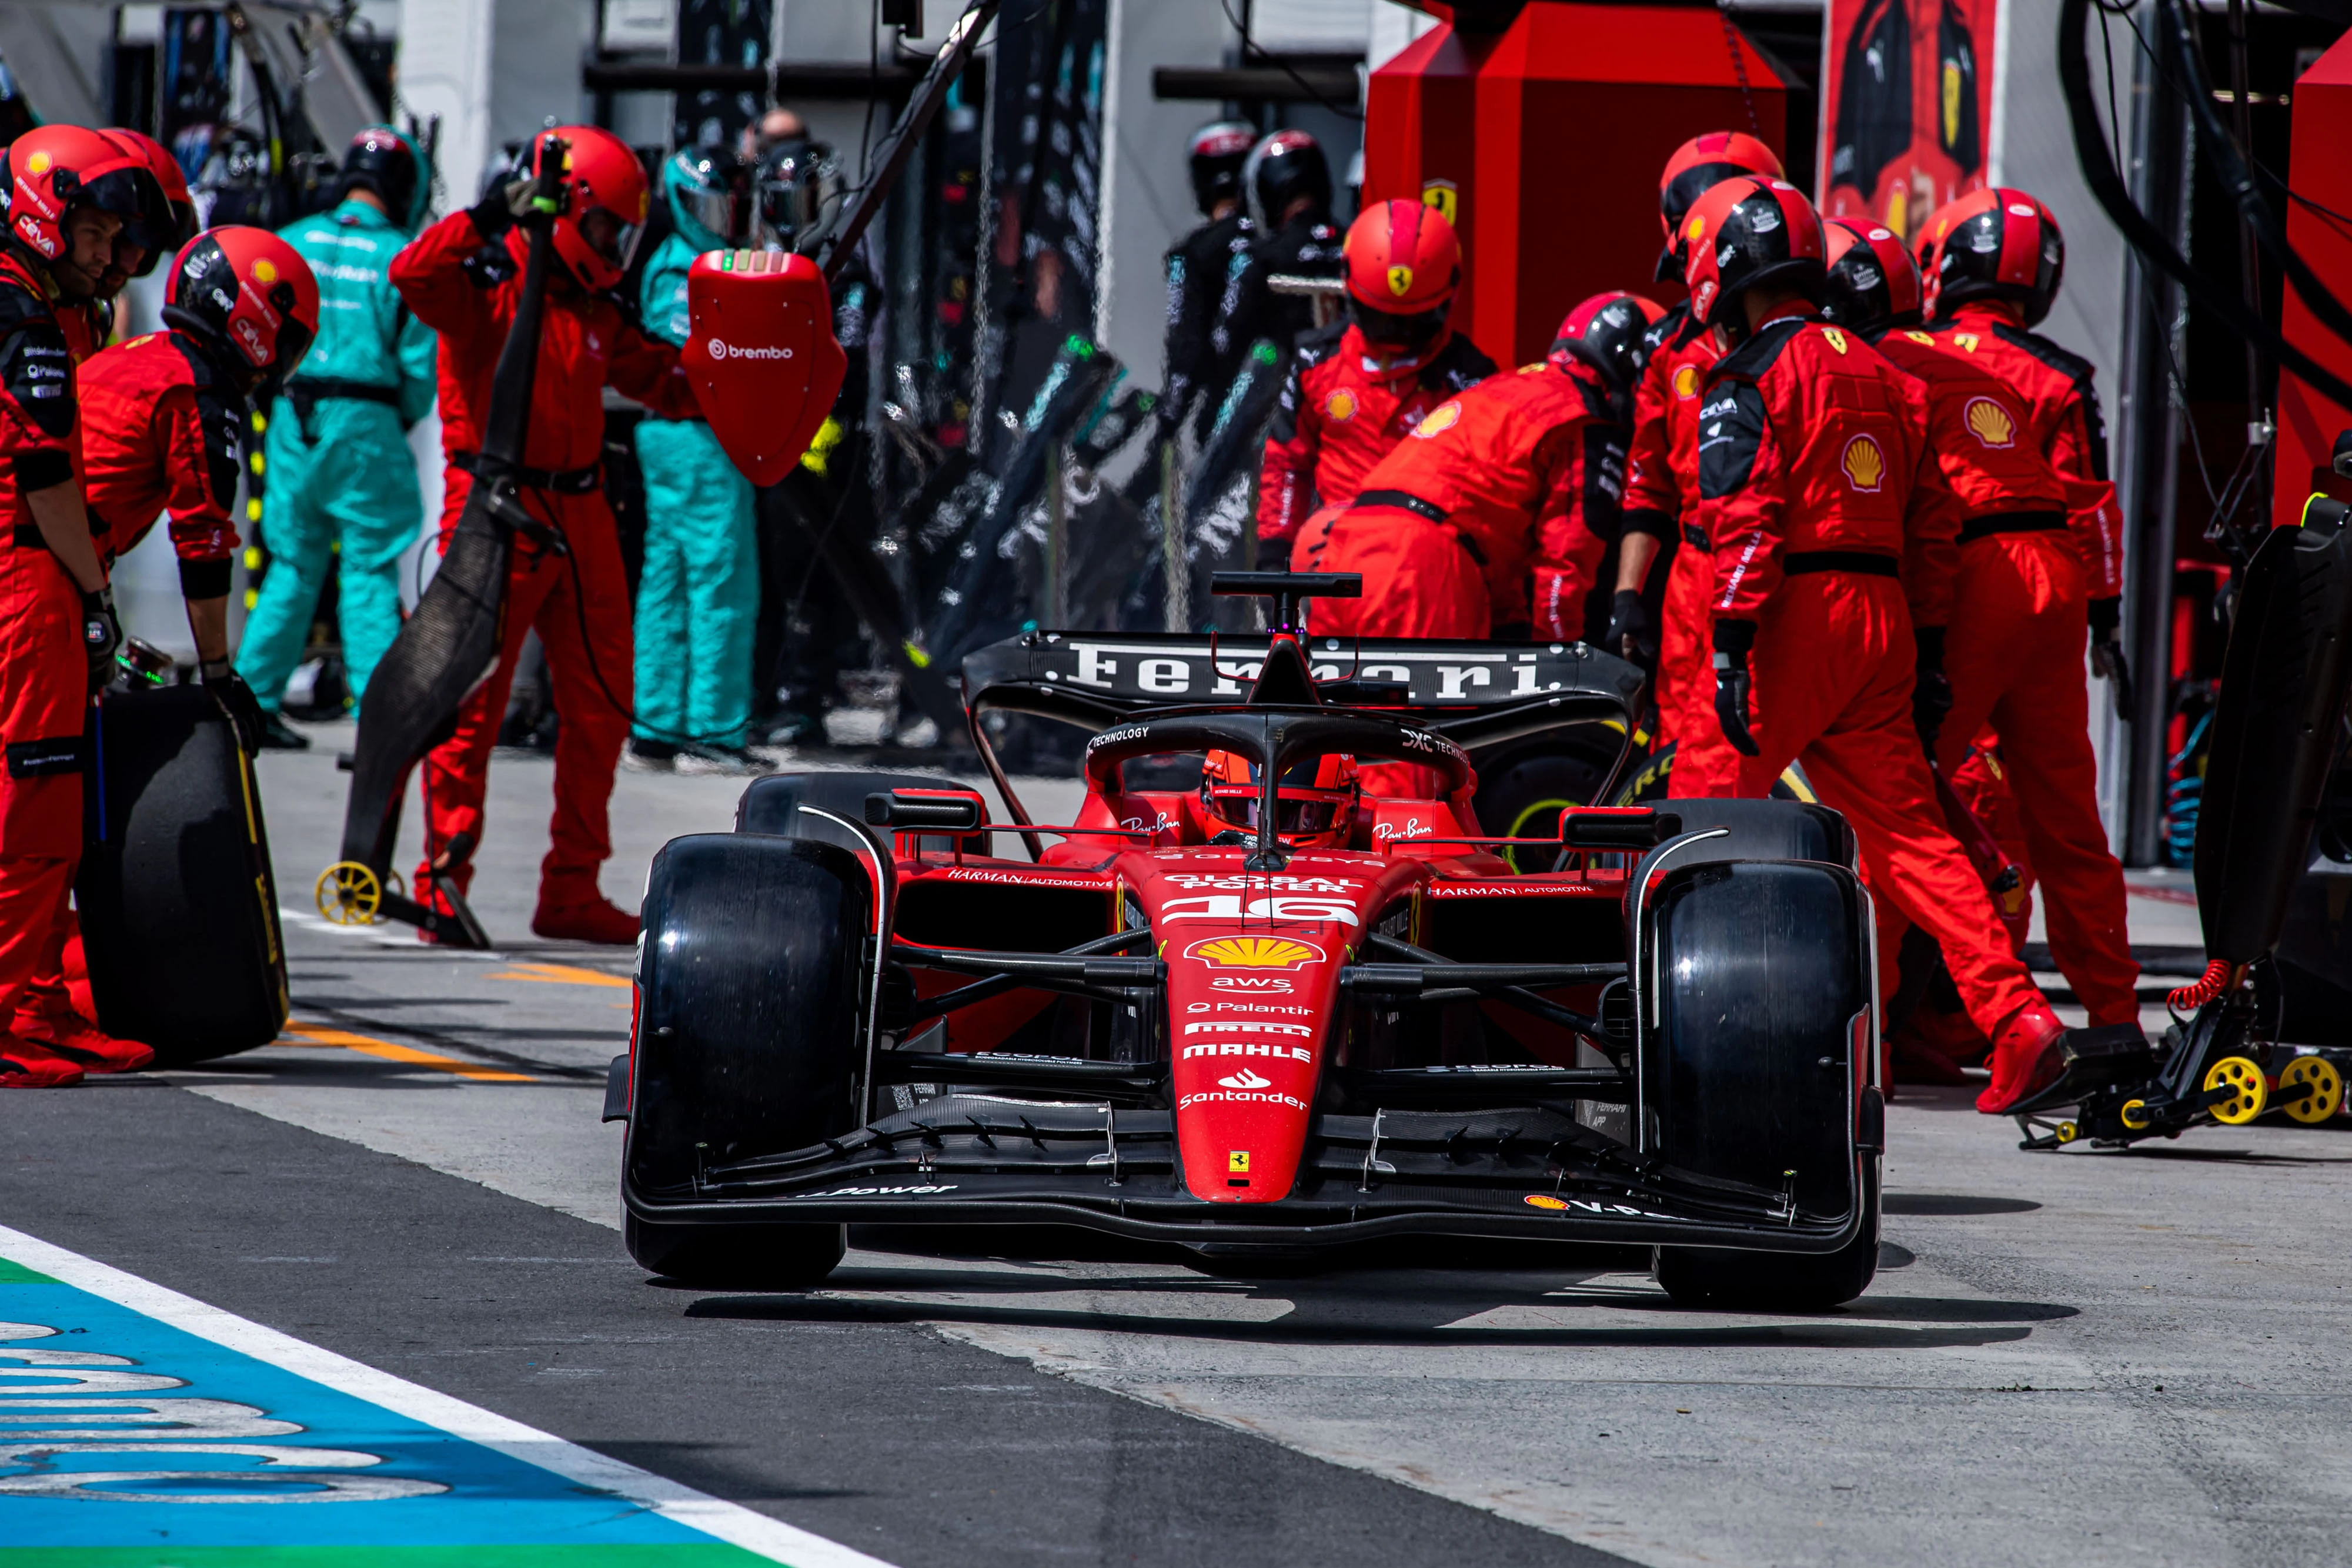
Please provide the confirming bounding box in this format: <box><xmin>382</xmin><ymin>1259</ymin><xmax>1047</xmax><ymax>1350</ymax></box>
<box><xmin>624</xmin><ymin>1213</ymin><xmax>847</xmax><ymax>1290</ymax></box>
<box><xmin>1654</xmin><ymin>1158</ymin><xmax>1881</xmax><ymax>1311</ymax></box>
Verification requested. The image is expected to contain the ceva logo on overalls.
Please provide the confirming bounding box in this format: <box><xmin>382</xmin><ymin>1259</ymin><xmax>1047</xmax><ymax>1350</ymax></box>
<box><xmin>704</xmin><ymin>338</ymin><xmax>794</xmax><ymax>359</ymax></box>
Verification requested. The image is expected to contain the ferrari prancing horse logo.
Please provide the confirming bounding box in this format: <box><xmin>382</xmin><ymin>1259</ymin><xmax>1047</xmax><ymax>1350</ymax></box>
<box><xmin>1841</xmin><ymin>433</ymin><xmax>1886</xmax><ymax>492</ymax></box>
<box><xmin>1387</xmin><ymin>265</ymin><xmax>1414</xmax><ymax>297</ymax></box>
<box><xmin>1421</xmin><ymin>180</ymin><xmax>1457</xmax><ymax>226</ymax></box>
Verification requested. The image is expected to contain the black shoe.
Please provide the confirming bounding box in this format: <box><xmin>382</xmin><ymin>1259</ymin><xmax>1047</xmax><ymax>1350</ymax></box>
<box><xmin>624</xmin><ymin>737</ymin><xmax>679</xmax><ymax>773</ymax></box>
<box><xmin>255</xmin><ymin>711</ymin><xmax>312</xmax><ymax>751</ymax></box>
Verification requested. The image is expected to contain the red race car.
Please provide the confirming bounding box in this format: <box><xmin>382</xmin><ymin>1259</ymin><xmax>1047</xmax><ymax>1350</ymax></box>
<box><xmin>614</xmin><ymin>574</ymin><xmax>1885</xmax><ymax>1310</ymax></box>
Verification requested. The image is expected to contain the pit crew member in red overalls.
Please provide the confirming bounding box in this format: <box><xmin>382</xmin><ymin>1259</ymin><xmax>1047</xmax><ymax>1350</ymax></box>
<box><xmin>1299</xmin><ymin>292</ymin><xmax>1649</xmax><ymax>643</ymax></box>
<box><xmin>1255</xmin><ymin>198</ymin><xmax>1494</xmax><ymax>569</ymax></box>
<box><xmin>390</xmin><ymin>126</ymin><xmax>702</xmax><ymax>944</ymax></box>
<box><xmin>1606</xmin><ymin>132</ymin><xmax>1785</xmax><ymax>788</ymax></box>
<box><xmin>1674</xmin><ymin>176</ymin><xmax>2067</xmax><ymax>1113</ymax></box>
<box><xmin>0</xmin><ymin>128</ymin><xmax>159</xmax><ymax>1087</ymax></box>
<box><xmin>81</xmin><ymin>228</ymin><xmax>319</xmax><ymax>756</ymax></box>
<box><xmin>1907</xmin><ymin>193</ymin><xmax>2143</xmax><ymax>1040</ymax></box>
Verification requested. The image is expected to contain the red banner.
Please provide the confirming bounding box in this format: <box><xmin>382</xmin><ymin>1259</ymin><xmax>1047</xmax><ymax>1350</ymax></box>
<box><xmin>1819</xmin><ymin>0</ymin><xmax>1999</xmax><ymax>240</ymax></box>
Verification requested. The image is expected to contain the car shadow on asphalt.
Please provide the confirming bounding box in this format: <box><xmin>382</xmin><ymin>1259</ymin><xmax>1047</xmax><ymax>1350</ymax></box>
<box><xmin>676</xmin><ymin>1291</ymin><xmax>2050</xmax><ymax>1350</ymax></box>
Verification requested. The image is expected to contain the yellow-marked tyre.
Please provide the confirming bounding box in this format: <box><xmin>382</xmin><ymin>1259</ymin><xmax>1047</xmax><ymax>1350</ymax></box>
<box><xmin>315</xmin><ymin>861</ymin><xmax>382</xmax><ymax>926</ymax></box>
<box><xmin>2120</xmin><ymin>1099</ymin><xmax>2151</xmax><ymax>1132</ymax></box>
<box><xmin>2204</xmin><ymin>1057</ymin><xmax>2267</xmax><ymax>1125</ymax></box>
<box><xmin>2278</xmin><ymin>1055</ymin><xmax>2344</xmax><ymax>1125</ymax></box>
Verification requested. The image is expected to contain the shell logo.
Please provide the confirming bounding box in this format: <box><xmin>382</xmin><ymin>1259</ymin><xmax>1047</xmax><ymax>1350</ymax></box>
<box><xmin>25</xmin><ymin>152</ymin><xmax>51</xmax><ymax>177</ymax></box>
<box><xmin>1386</xmin><ymin>265</ymin><xmax>1414</xmax><ymax>298</ymax></box>
<box><xmin>1964</xmin><ymin>397</ymin><xmax>2016</xmax><ymax>449</ymax></box>
<box><xmin>1685</xmin><ymin>214</ymin><xmax>1706</xmax><ymax>243</ymax></box>
<box><xmin>1672</xmin><ymin>364</ymin><xmax>1700</xmax><ymax>400</ymax></box>
<box><xmin>1823</xmin><ymin>326</ymin><xmax>1849</xmax><ymax>355</ymax></box>
<box><xmin>1324</xmin><ymin>387</ymin><xmax>1357</xmax><ymax>423</ymax></box>
<box><xmin>1185</xmin><ymin>935</ymin><xmax>1325</xmax><ymax>971</ymax></box>
<box><xmin>1841</xmin><ymin>433</ymin><xmax>1886</xmax><ymax>493</ymax></box>
<box><xmin>1524</xmin><ymin>1193</ymin><xmax>1569</xmax><ymax>1212</ymax></box>
<box><xmin>252</xmin><ymin>258</ymin><xmax>279</xmax><ymax>285</ymax></box>
<box><xmin>1410</xmin><ymin>401</ymin><xmax>1462</xmax><ymax>440</ymax></box>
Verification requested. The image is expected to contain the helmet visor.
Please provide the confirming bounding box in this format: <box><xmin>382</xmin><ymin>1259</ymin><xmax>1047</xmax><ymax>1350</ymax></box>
<box><xmin>678</xmin><ymin>183</ymin><xmax>741</xmax><ymax>248</ymax></box>
<box><xmin>580</xmin><ymin>205</ymin><xmax>644</xmax><ymax>273</ymax></box>
<box><xmin>1348</xmin><ymin>295</ymin><xmax>1448</xmax><ymax>353</ymax></box>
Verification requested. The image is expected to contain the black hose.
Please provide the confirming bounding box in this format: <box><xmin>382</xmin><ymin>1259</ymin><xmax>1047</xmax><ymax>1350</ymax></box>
<box><xmin>2059</xmin><ymin>0</ymin><xmax>2352</xmax><ymax>411</ymax></box>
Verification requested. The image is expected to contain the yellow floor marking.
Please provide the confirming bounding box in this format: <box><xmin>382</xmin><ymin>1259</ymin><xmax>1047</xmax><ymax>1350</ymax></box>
<box><xmin>483</xmin><ymin>960</ymin><xmax>632</xmax><ymax>989</ymax></box>
<box><xmin>280</xmin><ymin>1021</ymin><xmax>536</xmax><ymax>1082</ymax></box>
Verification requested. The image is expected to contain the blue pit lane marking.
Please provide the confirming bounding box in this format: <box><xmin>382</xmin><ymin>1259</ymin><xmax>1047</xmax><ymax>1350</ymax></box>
<box><xmin>0</xmin><ymin>1223</ymin><xmax>895</xmax><ymax>1566</ymax></box>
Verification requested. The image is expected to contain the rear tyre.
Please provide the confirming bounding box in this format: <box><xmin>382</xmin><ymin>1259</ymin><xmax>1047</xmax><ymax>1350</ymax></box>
<box><xmin>1654</xmin><ymin>1160</ymin><xmax>1881</xmax><ymax>1311</ymax></box>
<box><xmin>624</xmin><ymin>1213</ymin><xmax>846</xmax><ymax>1290</ymax></box>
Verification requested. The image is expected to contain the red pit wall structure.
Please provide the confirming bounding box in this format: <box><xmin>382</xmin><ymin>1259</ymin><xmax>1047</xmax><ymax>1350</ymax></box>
<box><xmin>2275</xmin><ymin>32</ymin><xmax>2352</xmax><ymax>526</ymax></box>
<box><xmin>1365</xmin><ymin>3</ymin><xmax>1789</xmax><ymax>370</ymax></box>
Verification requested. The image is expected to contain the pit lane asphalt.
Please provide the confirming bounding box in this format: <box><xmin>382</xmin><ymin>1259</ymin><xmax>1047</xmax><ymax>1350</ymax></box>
<box><xmin>5</xmin><ymin>726</ymin><xmax>2348</xmax><ymax>1567</ymax></box>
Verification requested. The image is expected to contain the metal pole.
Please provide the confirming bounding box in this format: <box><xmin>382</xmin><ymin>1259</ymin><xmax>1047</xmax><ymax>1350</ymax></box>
<box><xmin>1161</xmin><ymin>439</ymin><xmax>1187</xmax><ymax>631</ymax></box>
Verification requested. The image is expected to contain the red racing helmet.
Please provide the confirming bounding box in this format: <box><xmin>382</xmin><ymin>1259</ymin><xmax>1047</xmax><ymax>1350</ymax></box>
<box><xmin>1655</xmin><ymin>129</ymin><xmax>1784</xmax><ymax>281</ymax></box>
<box><xmin>1915</xmin><ymin>186</ymin><xmax>2064</xmax><ymax>324</ymax></box>
<box><xmin>1821</xmin><ymin>218</ymin><xmax>1924</xmax><ymax>334</ymax></box>
<box><xmin>1681</xmin><ymin>176</ymin><xmax>1826</xmax><ymax>342</ymax></box>
<box><xmin>1342</xmin><ymin>198</ymin><xmax>1461</xmax><ymax>351</ymax></box>
<box><xmin>1199</xmin><ymin>750</ymin><xmax>1359</xmax><ymax>849</ymax></box>
<box><xmin>165</xmin><ymin>226</ymin><xmax>321</xmax><ymax>386</ymax></box>
<box><xmin>6</xmin><ymin>125</ymin><xmax>159</xmax><ymax>270</ymax></box>
<box><xmin>102</xmin><ymin>128</ymin><xmax>199</xmax><ymax>276</ymax></box>
<box><xmin>535</xmin><ymin>125</ymin><xmax>650</xmax><ymax>293</ymax></box>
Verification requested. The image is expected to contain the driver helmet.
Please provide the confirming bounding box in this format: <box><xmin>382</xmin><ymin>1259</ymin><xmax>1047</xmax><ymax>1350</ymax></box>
<box><xmin>1199</xmin><ymin>750</ymin><xmax>1359</xmax><ymax>848</ymax></box>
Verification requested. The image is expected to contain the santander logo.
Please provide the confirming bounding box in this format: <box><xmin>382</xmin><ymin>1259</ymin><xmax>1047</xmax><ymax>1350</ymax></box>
<box><xmin>706</xmin><ymin>337</ymin><xmax>794</xmax><ymax>360</ymax></box>
<box><xmin>1217</xmin><ymin>1068</ymin><xmax>1272</xmax><ymax>1090</ymax></box>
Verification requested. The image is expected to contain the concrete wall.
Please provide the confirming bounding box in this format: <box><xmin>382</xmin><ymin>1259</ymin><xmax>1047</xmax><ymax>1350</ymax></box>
<box><xmin>397</xmin><ymin>0</ymin><xmax>593</xmax><ymax>210</ymax></box>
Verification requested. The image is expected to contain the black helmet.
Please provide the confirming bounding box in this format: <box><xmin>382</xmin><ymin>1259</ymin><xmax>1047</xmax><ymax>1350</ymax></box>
<box><xmin>1915</xmin><ymin>187</ymin><xmax>2064</xmax><ymax>325</ymax></box>
<box><xmin>336</xmin><ymin>126</ymin><xmax>425</xmax><ymax>230</ymax></box>
<box><xmin>1187</xmin><ymin>121</ymin><xmax>1255</xmax><ymax>217</ymax></box>
<box><xmin>1681</xmin><ymin>176</ymin><xmax>1828</xmax><ymax>343</ymax></box>
<box><xmin>1549</xmin><ymin>290</ymin><xmax>1668</xmax><ymax>423</ymax></box>
<box><xmin>750</xmin><ymin>138</ymin><xmax>841</xmax><ymax>250</ymax></box>
<box><xmin>1244</xmin><ymin>130</ymin><xmax>1331</xmax><ymax>229</ymax></box>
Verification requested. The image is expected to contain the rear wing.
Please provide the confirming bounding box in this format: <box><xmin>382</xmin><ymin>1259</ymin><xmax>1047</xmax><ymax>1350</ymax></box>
<box><xmin>963</xmin><ymin>631</ymin><xmax>1643</xmax><ymax>720</ymax></box>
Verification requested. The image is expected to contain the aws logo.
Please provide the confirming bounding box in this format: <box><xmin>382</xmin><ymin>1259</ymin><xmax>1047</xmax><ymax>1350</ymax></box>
<box><xmin>1841</xmin><ymin>433</ymin><xmax>1886</xmax><ymax>493</ymax></box>
<box><xmin>1672</xmin><ymin>364</ymin><xmax>1700</xmax><ymax>400</ymax></box>
<box><xmin>1963</xmin><ymin>396</ymin><xmax>2016</xmax><ymax>449</ymax></box>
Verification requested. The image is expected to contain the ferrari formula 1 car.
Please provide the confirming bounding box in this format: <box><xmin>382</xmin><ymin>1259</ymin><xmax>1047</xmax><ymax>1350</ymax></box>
<box><xmin>612</xmin><ymin>575</ymin><xmax>1886</xmax><ymax>1309</ymax></box>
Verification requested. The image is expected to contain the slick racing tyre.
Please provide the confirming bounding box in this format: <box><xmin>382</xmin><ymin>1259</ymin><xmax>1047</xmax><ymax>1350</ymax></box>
<box><xmin>1469</xmin><ymin>734</ymin><xmax>1622</xmax><ymax>873</ymax></box>
<box><xmin>623</xmin><ymin>832</ymin><xmax>869</xmax><ymax>1289</ymax></box>
<box><xmin>1636</xmin><ymin>800</ymin><xmax>1879</xmax><ymax>1310</ymax></box>
<box><xmin>1654</xmin><ymin>1159</ymin><xmax>1882</xmax><ymax>1312</ymax></box>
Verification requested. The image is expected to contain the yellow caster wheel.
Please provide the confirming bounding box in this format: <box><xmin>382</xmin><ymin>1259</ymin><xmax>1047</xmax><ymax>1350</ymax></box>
<box><xmin>2203</xmin><ymin>1057</ymin><xmax>2267</xmax><ymax>1125</ymax></box>
<box><xmin>2119</xmin><ymin>1099</ymin><xmax>2151</xmax><ymax>1132</ymax></box>
<box><xmin>315</xmin><ymin>861</ymin><xmax>383</xmax><ymax>926</ymax></box>
<box><xmin>2054</xmin><ymin>1121</ymin><xmax>2079</xmax><ymax>1145</ymax></box>
<box><xmin>2278</xmin><ymin>1055</ymin><xmax>2344</xmax><ymax>1125</ymax></box>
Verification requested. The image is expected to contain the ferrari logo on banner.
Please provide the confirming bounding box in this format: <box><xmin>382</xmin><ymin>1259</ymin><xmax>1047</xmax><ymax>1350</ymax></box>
<box><xmin>1421</xmin><ymin>179</ymin><xmax>1457</xmax><ymax>226</ymax></box>
<box><xmin>1963</xmin><ymin>396</ymin><xmax>2016</xmax><ymax>447</ymax></box>
<box><xmin>1842</xmin><ymin>433</ymin><xmax>1886</xmax><ymax>492</ymax></box>
<box><xmin>1819</xmin><ymin>0</ymin><xmax>1999</xmax><ymax>239</ymax></box>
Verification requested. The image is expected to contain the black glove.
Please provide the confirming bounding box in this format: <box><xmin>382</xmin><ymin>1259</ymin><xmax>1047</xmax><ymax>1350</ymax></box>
<box><xmin>2087</xmin><ymin>596</ymin><xmax>2133</xmax><ymax>718</ymax></box>
<box><xmin>1711</xmin><ymin>618</ymin><xmax>1759</xmax><ymax>757</ymax></box>
<box><xmin>81</xmin><ymin>587</ymin><xmax>122</xmax><ymax>696</ymax></box>
<box><xmin>201</xmin><ymin>659</ymin><xmax>264</xmax><ymax>754</ymax></box>
<box><xmin>1912</xmin><ymin>624</ymin><xmax>1953</xmax><ymax>750</ymax></box>
<box><xmin>1603</xmin><ymin>588</ymin><xmax>1656</xmax><ymax>668</ymax></box>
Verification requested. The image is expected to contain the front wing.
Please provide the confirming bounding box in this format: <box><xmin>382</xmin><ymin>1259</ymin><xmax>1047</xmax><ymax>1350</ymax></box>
<box><xmin>623</xmin><ymin>1096</ymin><xmax>1869</xmax><ymax>1254</ymax></box>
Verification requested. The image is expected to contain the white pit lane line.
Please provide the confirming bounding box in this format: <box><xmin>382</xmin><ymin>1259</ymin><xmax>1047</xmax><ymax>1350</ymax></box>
<box><xmin>0</xmin><ymin>1222</ymin><xmax>898</xmax><ymax>1568</ymax></box>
